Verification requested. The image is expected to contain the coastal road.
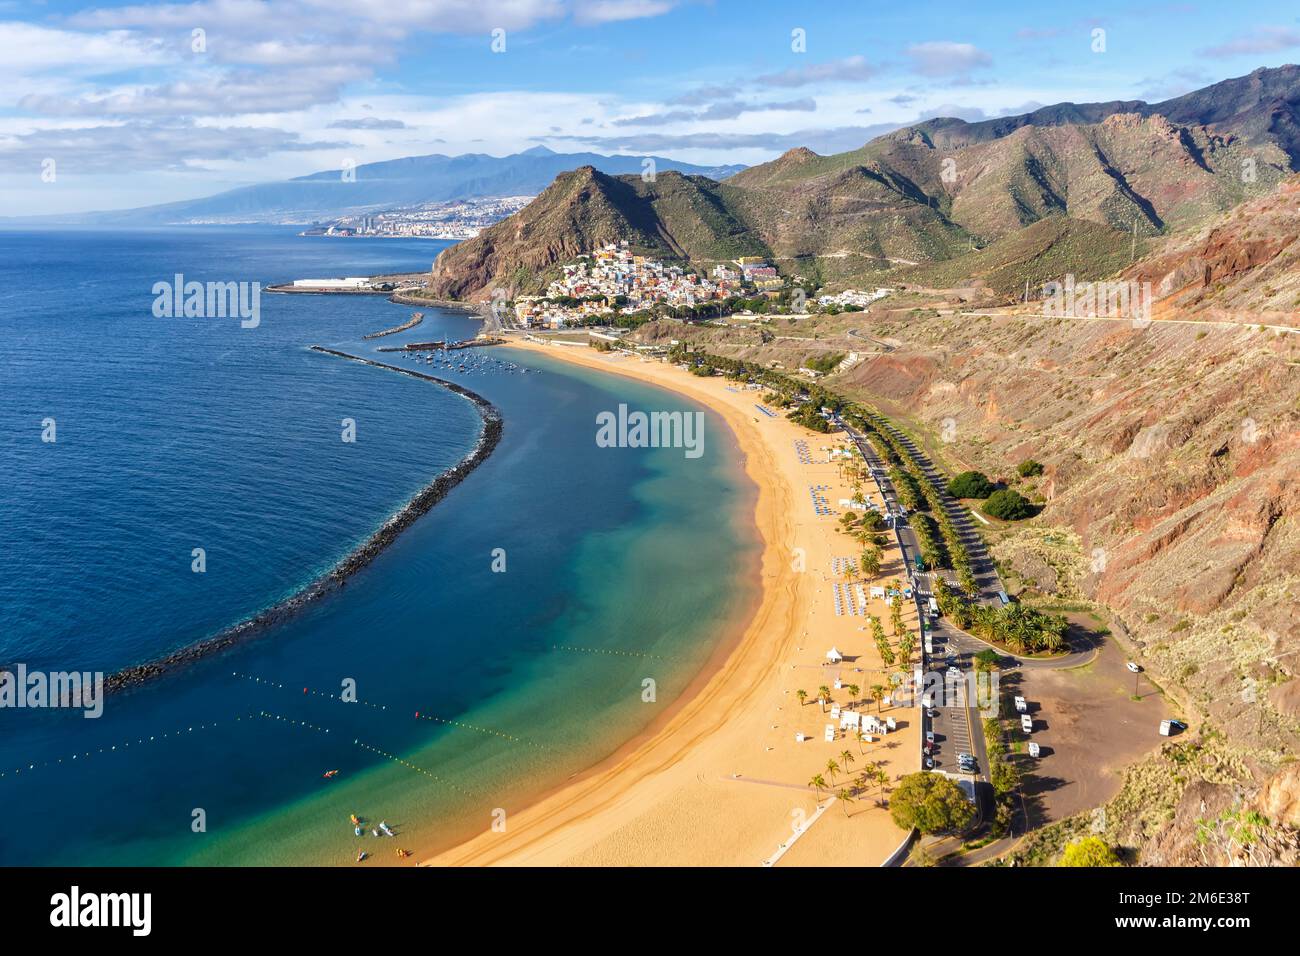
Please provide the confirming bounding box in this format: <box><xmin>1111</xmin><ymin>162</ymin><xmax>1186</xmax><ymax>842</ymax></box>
<box><xmin>839</xmin><ymin>422</ymin><xmax>990</xmax><ymax>790</ymax></box>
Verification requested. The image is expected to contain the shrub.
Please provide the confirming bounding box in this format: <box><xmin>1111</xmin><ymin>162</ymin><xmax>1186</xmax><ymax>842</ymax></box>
<box><xmin>983</xmin><ymin>488</ymin><xmax>1034</xmax><ymax>520</ymax></box>
<box><xmin>947</xmin><ymin>470</ymin><xmax>995</xmax><ymax>499</ymax></box>
<box><xmin>890</xmin><ymin>773</ymin><xmax>975</xmax><ymax>834</ymax></box>
<box><xmin>803</xmin><ymin>352</ymin><xmax>844</xmax><ymax>374</ymax></box>
<box><xmin>1016</xmin><ymin>459</ymin><xmax>1044</xmax><ymax>477</ymax></box>
<box><xmin>1060</xmin><ymin>836</ymin><xmax>1122</xmax><ymax>867</ymax></box>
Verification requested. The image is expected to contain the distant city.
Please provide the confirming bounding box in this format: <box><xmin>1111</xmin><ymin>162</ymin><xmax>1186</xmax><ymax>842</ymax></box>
<box><xmin>303</xmin><ymin>196</ymin><xmax>535</xmax><ymax>240</ymax></box>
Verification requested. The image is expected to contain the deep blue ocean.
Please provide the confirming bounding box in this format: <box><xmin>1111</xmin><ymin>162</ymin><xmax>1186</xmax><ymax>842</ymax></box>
<box><xmin>0</xmin><ymin>226</ymin><xmax>757</xmax><ymax>864</ymax></box>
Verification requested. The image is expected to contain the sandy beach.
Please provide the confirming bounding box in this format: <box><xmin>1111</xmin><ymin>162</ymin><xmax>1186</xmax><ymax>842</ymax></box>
<box><xmin>424</xmin><ymin>338</ymin><xmax>921</xmax><ymax>867</ymax></box>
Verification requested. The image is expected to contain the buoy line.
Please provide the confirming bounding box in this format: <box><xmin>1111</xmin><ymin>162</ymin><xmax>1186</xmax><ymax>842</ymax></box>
<box><xmin>232</xmin><ymin>670</ymin><xmax>548</xmax><ymax>749</ymax></box>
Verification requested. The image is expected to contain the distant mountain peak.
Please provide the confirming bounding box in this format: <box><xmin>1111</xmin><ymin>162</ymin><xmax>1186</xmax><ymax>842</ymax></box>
<box><xmin>782</xmin><ymin>146</ymin><xmax>820</xmax><ymax>162</ymax></box>
<box><xmin>63</xmin><ymin>148</ymin><xmax>747</xmax><ymax>225</ymax></box>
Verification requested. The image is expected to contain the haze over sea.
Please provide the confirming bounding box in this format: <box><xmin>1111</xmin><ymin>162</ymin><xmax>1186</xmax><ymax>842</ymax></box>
<box><xmin>0</xmin><ymin>226</ymin><xmax>757</xmax><ymax>864</ymax></box>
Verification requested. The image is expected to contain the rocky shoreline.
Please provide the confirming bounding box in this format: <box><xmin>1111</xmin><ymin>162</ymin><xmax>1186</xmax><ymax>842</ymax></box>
<box><xmin>103</xmin><ymin>348</ymin><xmax>503</xmax><ymax>694</ymax></box>
<box><xmin>387</xmin><ymin>290</ymin><xmax>485</xmax><ymax>315</ymax></box>
<box><xmin>363</xmin><ymin>311</ymin><xmax>424</xmax><ymax>339</ymax></box>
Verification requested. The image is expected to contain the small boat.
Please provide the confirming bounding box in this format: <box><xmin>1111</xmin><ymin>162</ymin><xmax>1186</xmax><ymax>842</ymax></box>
<box><xmin>379</xmin><ymin>822</ymin><xmax>394</xmax><ymax>837</ymax></box>
<box><xmin>322</xmin><ymin>769</ymin><xmax>340</xmax><ymax>779</ymax></box>
<box><xmin>356</xmin><ymin>850</ymin><xmax>368</xmax><ymax>863</ymax></box>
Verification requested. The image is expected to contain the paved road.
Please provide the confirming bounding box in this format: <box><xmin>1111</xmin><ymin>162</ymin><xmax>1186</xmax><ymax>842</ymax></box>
<box><xmin>874</xmin><ymin>421</ymin><xmax>1006</xmax><ymax>604</ymax></box>
<box><xmin>842</xmin><ymin>423</ymin><xmax>1005</xmax><ymax>604</ymax></box>
<box><xmin>834</xmin><ymin>422</ymin><xmax>1116</xmax><ymax>867</ymax></box>
<box><xmin>845</xmin><ymin>327</ymin><xmax>895</xmax><ymax>352</ymax></box>
<box><xmin>839</xmin><ymin>423</ymin><xmax>990</xmax><ymax>789</ymax></box>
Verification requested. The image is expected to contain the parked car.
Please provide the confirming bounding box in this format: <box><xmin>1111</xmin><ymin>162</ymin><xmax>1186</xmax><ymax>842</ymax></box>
<box><xmin>1027</xmin><ymin>742</ymin><xmax>1041</xmax><ymax>758</ymax></box>
<box><xmin>1126</xmin><ymin>661</ymin><xmax>1142</xmax><ymax>673</ymax></box>
<box><xmin>925</xmin><ymin>730</ymin><xmax>935</xmax><ymax>744</ymax></box>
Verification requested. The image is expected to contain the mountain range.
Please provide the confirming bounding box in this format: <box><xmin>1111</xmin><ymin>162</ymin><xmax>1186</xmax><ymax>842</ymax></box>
<box><xmin>40</xmin><ymin>146</ymin><xmax>746</xmax><ymax>225</ymax></box>
<box><xmin>429</xmin><ymin>66</ymin><xmax>1300</xmax><ymax>301</ymax></box>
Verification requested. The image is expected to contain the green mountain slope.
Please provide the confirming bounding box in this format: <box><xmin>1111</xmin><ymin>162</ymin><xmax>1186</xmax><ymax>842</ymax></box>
<box><xmin>428</xmin><ymin>67</ymin><xmax>1300</xmax><ymax>302</ymax></box>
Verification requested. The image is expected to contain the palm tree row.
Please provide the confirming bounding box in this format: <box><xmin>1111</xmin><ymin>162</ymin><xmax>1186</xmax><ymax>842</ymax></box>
<box><xmin>671</xmin><ymin>348</ymin><xmax>983</xmax><ymax>600</ymax></box>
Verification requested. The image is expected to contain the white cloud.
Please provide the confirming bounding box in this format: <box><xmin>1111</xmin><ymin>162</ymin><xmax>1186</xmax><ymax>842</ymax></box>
<box><xmin>756</xmin><ymin>56</ymin><xmax>876</xmax><ymax>88</ymax></box>
<box><xmin>0</xmin><ymin>21</ymin><xmax>168</xmax><ymax>74</ymax></box>
<box><xmin>1199</xmin><ymin>26</ymin><xmax>1300</xmax><ymax>59</ymax></box>
<box><xmin>573</xmin><ymin>0</ymin><xmax>676</xmax><ymax>25</ymax></box>
<box><xmin>904</xmin><ymin>41</ymin><xmax>993</xmax><ymax>77</ymax></box>
<box><xmin>0</xmin><ymin>119</ymin><xmax>346</xmax><ymax>175</ymax></box>
<box><xmin>20</xmin><ymin>65</ymin><xmax>367</xmax><ymax>116</ymax></box>
<box><xmin>70</xmin><ymin>0</ymin><xmax>568</xmax><ymax>34</ymax></box>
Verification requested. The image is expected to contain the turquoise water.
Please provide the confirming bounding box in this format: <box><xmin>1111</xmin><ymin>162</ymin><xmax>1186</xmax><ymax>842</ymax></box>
<box><xmin>0</xmin><ymin>227</ymin><xmax>758</xmax><ymax>865</ymax></box>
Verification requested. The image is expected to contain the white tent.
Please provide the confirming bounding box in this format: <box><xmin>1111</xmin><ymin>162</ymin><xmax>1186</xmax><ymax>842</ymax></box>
<box><xmin>826</xmin><ymin>647</ymin><xmax>843</xmax><ymax>662</ymax></box>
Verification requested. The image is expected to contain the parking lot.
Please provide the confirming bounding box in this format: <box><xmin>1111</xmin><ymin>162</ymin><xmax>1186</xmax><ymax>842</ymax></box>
<box><xmin>922</xmin><ymin>626</ymin><xmax>985</xmax><ymax>777</ymax></box>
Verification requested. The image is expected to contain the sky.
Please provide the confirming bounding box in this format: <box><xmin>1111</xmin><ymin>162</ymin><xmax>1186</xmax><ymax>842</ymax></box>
<box><xmin>3</xmin><ymin>0</ymin><xmax>1299</xmax><ymax>214</ymax></box>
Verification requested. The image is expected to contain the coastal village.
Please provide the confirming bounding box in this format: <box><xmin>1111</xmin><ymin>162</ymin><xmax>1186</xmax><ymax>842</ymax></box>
<box><xmin>510</xmin><ymin>242</ymin><xmax>895</xmax><ymax>328</ymax></box>
<box><xmin>512</xmin><ymin>242</ymin><xmax>733</xmax><ymax>327</ymax></box>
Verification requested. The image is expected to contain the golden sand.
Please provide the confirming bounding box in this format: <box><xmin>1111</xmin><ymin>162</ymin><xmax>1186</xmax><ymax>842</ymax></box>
<box><xmin>424</xmin><ymin>339</ymin><xmax>919</xmax><ymax>866</ymax></box>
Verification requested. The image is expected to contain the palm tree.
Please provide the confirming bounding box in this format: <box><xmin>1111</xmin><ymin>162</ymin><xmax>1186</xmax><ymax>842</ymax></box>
<box><xmin>846</xmin><ymin>683</ymin><xmax>860</xmax><ymax>706</ymax></box>
<box><xmin>859</xmin><ymin>547</ymin><xmax>881</xmax><ymax>578</ymax></box>
<box><xmin>856</xmin><ymin>730</ymin><xmax>868</xmax><ymax>755</ymax></box>
<box><xmin>796</xmin><ymin>688</ymin><xmax>808</xmax><ymax>708</ymax></box>
<box><xmin>809</xmin><ymin>774</ymin><xmax>827</xmax><ymax>796</ymax></box>
<box><xmin>859</xmin><ymin>762</ymin><xmax>880</xmax><ymax>800</ymax></box>
<box><xmin>836</xmin><ymin>788</ymin><xmax>855</xmax><ymax>816</ymax></box>
<box><xmin>818</xmin><ymin>685</ymin><xmax>832</xmax><ymax>713</ymax></box>
<box><xmin>840</xmin><ymin>749</ymin><xmax>855</xmax><ymax>773</ymax></box>
<box><xmin>826</xmin><ymin>759</ymin><xmax>839</xmax><ymax>786</ymax></box>
<box><xmin>870</xmin><ymin>684</ymin><xmax>887</xmax><ymax>713</ymax></box>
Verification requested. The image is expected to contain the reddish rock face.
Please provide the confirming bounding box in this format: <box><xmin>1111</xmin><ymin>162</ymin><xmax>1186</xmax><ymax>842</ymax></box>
<box><xmin>1256</xmin><ymin>763</ymin><xmax>1300</xmax><ymax>830</ymax></box>
<box><xmin>1128</xmin><ymin>173</ymin><xmax>1300</xmax><ymax>314</ymax></box>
